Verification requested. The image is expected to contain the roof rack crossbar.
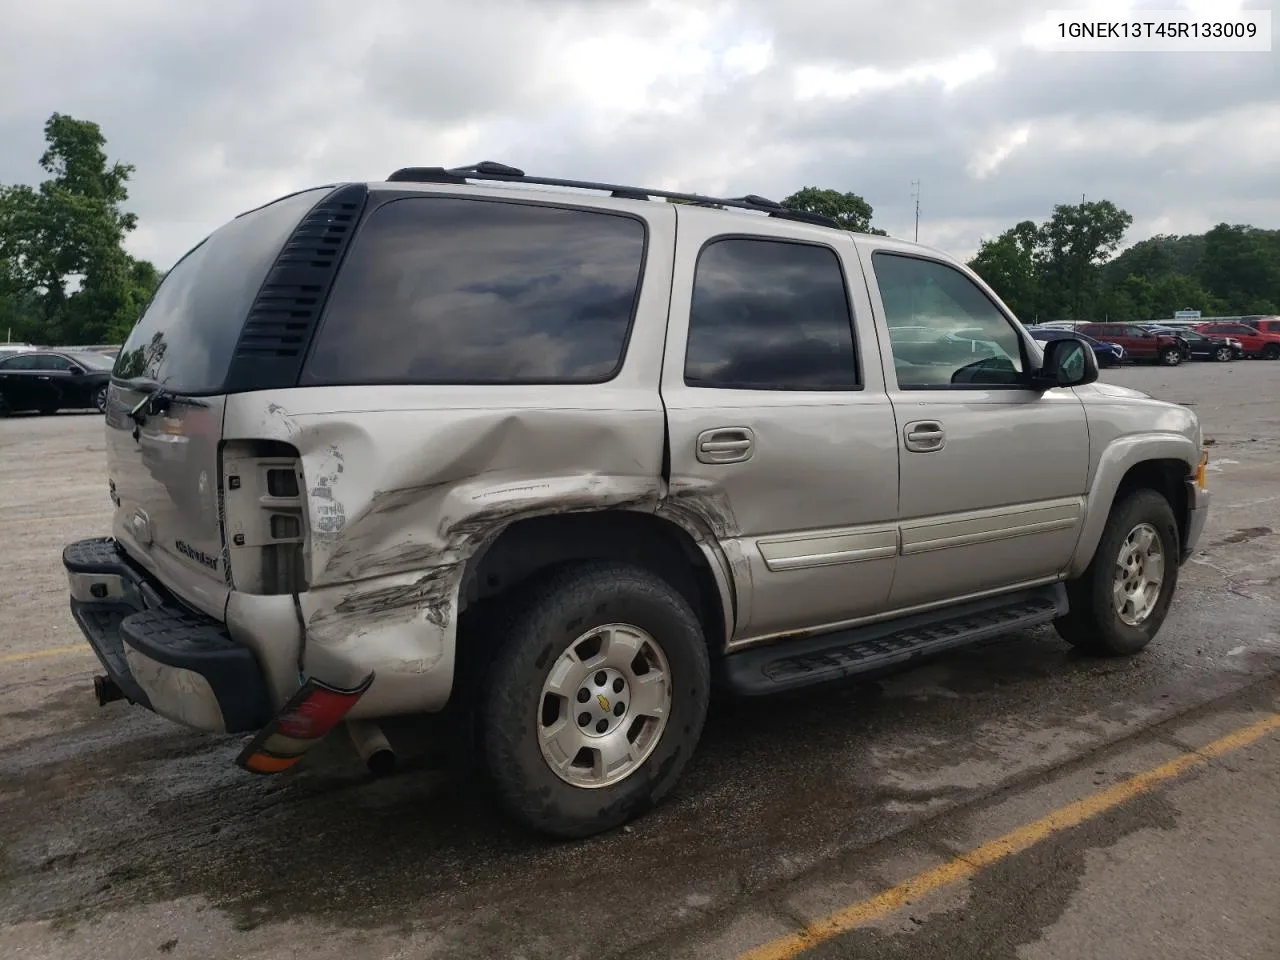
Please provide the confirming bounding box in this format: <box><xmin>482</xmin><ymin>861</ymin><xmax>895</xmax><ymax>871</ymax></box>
<box><xmin>383</xmin><ymin>163</ymin><xmax>843</xmax><ymax>230</ymax></box>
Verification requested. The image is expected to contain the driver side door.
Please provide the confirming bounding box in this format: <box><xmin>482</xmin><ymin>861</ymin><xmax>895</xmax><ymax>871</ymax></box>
<box><xmin>860</xmin><ymin>246</ymin><xmax>1091</xmax><ymax>610</ymax></box>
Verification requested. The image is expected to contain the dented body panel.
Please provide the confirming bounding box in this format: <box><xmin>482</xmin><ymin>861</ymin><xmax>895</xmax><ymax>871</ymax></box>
<box><xmin>221</xmin><ymin>384</ymin><xmax>671</xmax><ymax>715</ymax></box>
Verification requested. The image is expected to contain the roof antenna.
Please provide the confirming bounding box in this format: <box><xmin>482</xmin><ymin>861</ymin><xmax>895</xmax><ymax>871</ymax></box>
<box><xmin>911</xmin><ymin>180</ymin><xmax>920</xmax><ymax>243</ymax></box>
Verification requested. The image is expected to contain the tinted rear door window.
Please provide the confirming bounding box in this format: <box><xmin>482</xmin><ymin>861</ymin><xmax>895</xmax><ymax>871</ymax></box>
<box><xmin>301</xmin><ymin>197</ymin><xmax>647</xmax><ymax>385</ymax></box>
<box><xmin>113</xmin><ymin>187</ymin><xmax>333</xmax><ymax>394</ymax></box>
<box><xmin>683</xmin><ymin>237</ymin><xmax>859</xmax><ymax>390</ymax></box>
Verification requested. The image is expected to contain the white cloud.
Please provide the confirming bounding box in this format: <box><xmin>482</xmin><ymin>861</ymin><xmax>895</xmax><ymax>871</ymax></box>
<box><xmin>793</xmin><ymin>51</ymin><xmax>998</xmax><ymax>101</ymax></box>
<box><xmin>967</xmin><ymin>125</ymin><xmax>1033</xmax><ymax>179</ymax></box>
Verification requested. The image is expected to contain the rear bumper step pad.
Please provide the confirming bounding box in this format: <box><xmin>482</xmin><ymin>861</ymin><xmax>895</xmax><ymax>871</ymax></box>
<box><xmin>63</xmin><ymin>537</ymin><xmax>273</xmax><ymax>734</ymax></box>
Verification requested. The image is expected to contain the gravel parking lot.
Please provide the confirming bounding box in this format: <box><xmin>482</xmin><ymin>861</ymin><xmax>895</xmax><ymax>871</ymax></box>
<box><xmin>2</xmin><ymin>362</ymin><xmax>1278</xmax><ymax>960</ymax></box>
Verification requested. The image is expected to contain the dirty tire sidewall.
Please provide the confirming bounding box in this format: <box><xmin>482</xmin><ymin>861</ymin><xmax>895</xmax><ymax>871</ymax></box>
<box><xmin>1056</xmin><ymin>489</ymin><xmax>1180</xmax><ymax>656</ymax></box>
<box><xmin>482</xmin><ymin>562</ymin><xmax>711</xmax><ymax>839</ymax></box>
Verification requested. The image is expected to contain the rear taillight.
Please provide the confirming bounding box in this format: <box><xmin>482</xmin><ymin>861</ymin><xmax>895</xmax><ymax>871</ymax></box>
<box><xmin>235</xmin><ymin>673</ymin><xmax>374</xmax><ymax>774</ymax></box>
<box><xmin>222</xmin><ymin>440</ymin><xmax>308</xmax><ymax>595</ymax></box>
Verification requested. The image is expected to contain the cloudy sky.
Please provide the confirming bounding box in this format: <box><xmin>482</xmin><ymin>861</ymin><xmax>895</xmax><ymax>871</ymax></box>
<box><xmin>1</xmin><ymin>0</ymin><xmax>1275</xmax><ymax>269</ymax></box>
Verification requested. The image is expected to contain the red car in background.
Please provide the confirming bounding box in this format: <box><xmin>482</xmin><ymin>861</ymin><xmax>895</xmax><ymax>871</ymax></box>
<box><xmin>1075</xmin><ymin>323</ymin><xmax>1188</xmax><ymax>365</ymax></box>
<box><xmin>1195</xmin><ymin>321</ymin><xmax>1280</xmax><ymax>359</ymax></box>
<box><xmin>1245</xmin><ymin>317</ymin><xmax>1280</xmax><ymax>337</ymax></box>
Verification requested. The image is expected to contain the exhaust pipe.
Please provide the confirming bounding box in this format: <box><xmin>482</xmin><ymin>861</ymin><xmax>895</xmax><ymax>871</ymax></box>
<box><xmin>94</xmin><ymin>675</ymin><xmax>124</xmax><ymax>706</ymax></box>
<box><xmin>347</xmin><ymin>719</ymin><xmax>396</xmax><ymax>777</ymax></box>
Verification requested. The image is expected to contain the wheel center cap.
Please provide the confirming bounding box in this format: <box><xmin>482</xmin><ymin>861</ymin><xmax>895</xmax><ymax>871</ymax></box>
<box><xmin>575</xmin><ymin>667</ymin><xmax>629</xmax><ymax>738</ymax></box>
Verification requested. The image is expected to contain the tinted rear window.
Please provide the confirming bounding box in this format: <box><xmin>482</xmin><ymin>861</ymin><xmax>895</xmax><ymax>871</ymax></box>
<box><xmin>300</xmin><ymin>197</ymin><xmax>647</xmax><ymax>385</ymax></box>
<box><xmin>684</xmin><ymin>237</ymin><xmax>858</xmax><ymax>390</ymax></box>
<box><xmin>114</xmin><ymin>187</ymin><xmax>333</xmax><ymax>393</ymax></box>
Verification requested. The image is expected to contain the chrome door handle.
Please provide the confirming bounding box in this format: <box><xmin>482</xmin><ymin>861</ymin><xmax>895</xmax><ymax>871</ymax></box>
<box><xmin>696</xmin><ymin>427</ymin><xmax>755</xmax><ymax>464</ymax></box>
<box><xmin>904</xmin><ymin>420</ymin><xmax>945</xmax><ymax>453</ymax></box>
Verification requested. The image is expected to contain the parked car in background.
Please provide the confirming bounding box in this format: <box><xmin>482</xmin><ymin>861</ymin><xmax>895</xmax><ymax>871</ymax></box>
<box><xmin>1195</xmin><ymin>321</ymin><xmax>1280</xmax><ymax>359</ymax></box>
<box><xmin>0</xmin><ymin>343</ymin><xmax>39</xmax><ymax>361</ymax></box>
<box><xmin>1028</xmin><ymin>327</ymin><xmax>1125</xmax><ymax>367</ymax></box>
<box><xmin>0</xmin><ymin>349</ymin><xmax>116</xmax><ymax>415</ymax></box>
<box><xmin>1142</xmin><ymin>325</ymin><xmax>1239</xmax><ymax>362</ymax></box>
<box><xmin>1075</xmin><ymin>323</ymin><xmax>1188</xmax><ymax>366</ymax></box>
<box><xmin>1246</xmin><ymin>317</ymin><xmax>1280</xmax><ymax>336</ymax></box>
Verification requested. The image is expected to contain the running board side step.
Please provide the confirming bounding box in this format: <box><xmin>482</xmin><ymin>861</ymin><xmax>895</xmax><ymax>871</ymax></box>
<box><xmin>720</xmin><ymin>584</ymin><xmax>1068</xmax><ymax>696</ymax></box>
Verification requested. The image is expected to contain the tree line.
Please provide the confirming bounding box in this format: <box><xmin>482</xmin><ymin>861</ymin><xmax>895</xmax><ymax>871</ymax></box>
<box><xmin>966</xmin><ymin>201</ymin><xmax>1280</xmax><ymax>324</ymax></box>
<box><xmin>2</xmin><ymin>113</ymin><xmax>1275</xmax><ymax>348</ymax></box>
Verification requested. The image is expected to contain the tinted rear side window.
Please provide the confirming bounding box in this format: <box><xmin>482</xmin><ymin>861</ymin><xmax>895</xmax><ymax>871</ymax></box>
<box><xmin>114</xmin><ymin>187</ymin><xmax>332</xmax><ymax>394</ymax></box>
<box><xmin>684</xmin><ymin>237</ymin><xmax>858</xmax><ymax>390</ymax></box>
<box><xmin>301</xmin><ymin>197</ymin><xmax>647</xmax><ymax>385</ymax></box>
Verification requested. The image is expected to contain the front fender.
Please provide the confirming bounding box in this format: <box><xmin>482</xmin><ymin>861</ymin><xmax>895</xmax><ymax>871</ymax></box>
<box><xmin>1067</xmin><ymin>431</ymin><xmax>1199</xmax><ymax>578</ymax></box>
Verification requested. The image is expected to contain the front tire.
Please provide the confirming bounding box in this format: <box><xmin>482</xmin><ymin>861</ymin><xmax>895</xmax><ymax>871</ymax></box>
<box><xmin>481</xmin><ymin>562</ymin><xmax>711</xmax><ymax>839</ymax></box>
<box><xmin>1055</xmin><ymin>489</ymin><xmax>1180</xmax><ymax>656</ymax></box>
<box><xmin>93</xmin><ymin>385</ymin><xmax>109</xmax><ymax>413</ymax></box>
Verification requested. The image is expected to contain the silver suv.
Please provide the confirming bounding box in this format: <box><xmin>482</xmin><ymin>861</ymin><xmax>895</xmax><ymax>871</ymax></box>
<box><xmin>63</xmin><ymin>163</ymin><xmax>1210</xmax><ymax>838</ymax></box>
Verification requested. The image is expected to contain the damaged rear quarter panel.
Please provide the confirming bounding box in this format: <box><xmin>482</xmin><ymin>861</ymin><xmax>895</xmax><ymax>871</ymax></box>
<box><xmin>223</xmin><ymin>384</ymin><xmax>669</xmax><ymax>716</ymax></box>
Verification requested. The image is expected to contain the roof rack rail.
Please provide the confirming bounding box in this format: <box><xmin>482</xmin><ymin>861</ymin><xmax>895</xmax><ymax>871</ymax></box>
<box><xmin>383</xmin><ymin>162</ymin><xmax>843</xmax><ymax>230</ymax></box>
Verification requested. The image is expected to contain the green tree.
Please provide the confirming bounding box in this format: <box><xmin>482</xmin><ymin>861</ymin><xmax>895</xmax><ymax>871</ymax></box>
<box><xmin>780</xmin><ymin>186</ymin><xmax>888</xmax><ymax>235</ymax></box>
<box><xmin>1038</xmin><ymin>200</ymin><xmax>1133</xmax><ymax>322</ymax></box>
<box><xmin>967</xmin><ymin>220</ymin><xmax>1043</xmax><ymax>321</ymax></box>
<box><xmin>0</xmin><ymin>112</ymin><xmax>158</xmax><ymax>345</ymax></box>
<box><xmin>1198</xmin><ymin>223</ymin><xmax>1280</xmax><ymax>313</ymax></box>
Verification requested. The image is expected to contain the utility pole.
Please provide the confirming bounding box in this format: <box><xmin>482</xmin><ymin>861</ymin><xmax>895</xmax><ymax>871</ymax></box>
<box><xmin>911</xmin><ymin>180</ymin><xmax>920</xmax><ymax>242</ymax></box>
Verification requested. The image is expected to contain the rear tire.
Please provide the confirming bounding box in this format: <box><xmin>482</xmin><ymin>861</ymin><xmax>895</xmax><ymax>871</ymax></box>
<box><xmin>1158</xmin><ymin>347</ymin><xmax>1181</xmax><ymax>366</ymax></box>
<box><xmin>481</xmin><ymin>562</ymin><xmax>710</xmax><ymax>839</ymax></box>
<box><xmin>1054</xmin><ymin>489</ymin><xmax>1180</xmax><ymax>656</ymax></box>
<box><xmin>1214</xmin><ymin>346</ymin><xmax>1233</xmax><ymax>362</ymax></box>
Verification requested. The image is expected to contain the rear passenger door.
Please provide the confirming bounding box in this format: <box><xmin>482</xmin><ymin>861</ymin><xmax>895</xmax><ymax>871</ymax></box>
<box><xmin>27</xmin><ymin>353</ymin><xmax>76</xmax><ymax>409</ymax></box>
<box><xmin>0</xmin><ymin>354</ymin><xmax>36</xmax><ymax>409</ymax></box>
<box><xmin>660</xmin><ymin>208</ymin><xmax>900</xmax><ymax>646</ymax></box>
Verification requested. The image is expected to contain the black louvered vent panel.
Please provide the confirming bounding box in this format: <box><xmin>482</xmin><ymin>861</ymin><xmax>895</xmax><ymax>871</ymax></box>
<box><xmin>223</xmin><ymin>183</ymin><xmax>369</xmax><ymax>393</ymax></box>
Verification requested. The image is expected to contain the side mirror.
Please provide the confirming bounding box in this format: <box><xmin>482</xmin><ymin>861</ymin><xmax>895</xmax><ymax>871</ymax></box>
<box><xmin>68</xmin><ymin>366</ymin><xmax>84</xmax><ymax>376</ymax></box>
<box><xmin>1032</xmin><ymin>336</ymin><xmax>1098</xmax><ymax>389</ymax></box>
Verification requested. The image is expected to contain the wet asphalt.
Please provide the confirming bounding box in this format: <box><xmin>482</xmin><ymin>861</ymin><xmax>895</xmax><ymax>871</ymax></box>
<box><xmin>0</xmin><ymin>360</ymin><xmax>1277</xmax><ymax>960</ymax></box>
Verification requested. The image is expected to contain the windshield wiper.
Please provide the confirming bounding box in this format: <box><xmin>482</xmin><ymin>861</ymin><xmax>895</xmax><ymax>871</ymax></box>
<box><xmin>123</xmin><ymin>378</ymin><xmax>207</xmax><ymax>425</ymax></box>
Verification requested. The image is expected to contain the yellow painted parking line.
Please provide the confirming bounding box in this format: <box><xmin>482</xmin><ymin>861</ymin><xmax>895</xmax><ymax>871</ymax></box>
<box><xmin>0</xmin><ymin>643</ymin><xmax>93</xmax><ymax>666</ymax></box>
<box><xmin>739</xmin><ymin>712</ymin><xmax>1280</xmax><ymax>960</ymax></box>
